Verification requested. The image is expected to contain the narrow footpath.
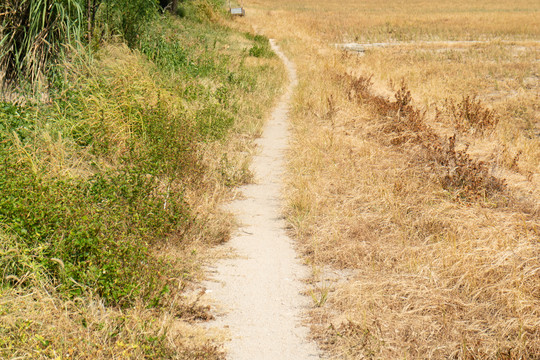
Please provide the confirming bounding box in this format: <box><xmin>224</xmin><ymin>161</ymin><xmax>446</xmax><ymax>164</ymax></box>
<box><xmin>204</xmin><ymin>40</ymin><xmax>321</xmax><ymax>360</ymax></box>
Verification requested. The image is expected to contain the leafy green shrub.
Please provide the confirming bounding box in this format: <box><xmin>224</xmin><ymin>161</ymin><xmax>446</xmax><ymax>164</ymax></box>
<box><xmin>0</xmin><ymin>102</ymin><xmax>34</xmax><ymax>142</ymax></box>
<box><xmin>0</xmin><ymin>85</ymin><xmax>195</xmax><ymax>306</ymax></box>
<box><xmin>140</xmin><ymin>32</ymin><xmax>188</xmax><ymax>71</ymax></box>
<box><xmin>176</xmin><ymin>4</ymin><xmax>187</xmax><ymax>18</ymax></box>
<box><xmin>0</xmin><ymin>147</ymin><xmax>188</xmax><ymax>305</ymax></box>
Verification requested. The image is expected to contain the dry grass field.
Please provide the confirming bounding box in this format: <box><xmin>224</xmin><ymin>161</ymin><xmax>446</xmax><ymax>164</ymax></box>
<box><xmin>240</xmin><ymin>0</ymin><xmax>539</xmax><ymax>358</ymax></box>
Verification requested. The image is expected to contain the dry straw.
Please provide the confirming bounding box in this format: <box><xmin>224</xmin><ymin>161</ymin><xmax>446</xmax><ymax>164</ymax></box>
<box><xmin>242</xmin><ymin>0</ymin><xmax>540</xmax><ymax>358</ymax></box>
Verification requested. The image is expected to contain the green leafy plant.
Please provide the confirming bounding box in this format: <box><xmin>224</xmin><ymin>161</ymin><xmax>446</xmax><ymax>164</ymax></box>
<box><xmin>95</xmin><ymin>0</ymin><xmax>158</xmax><ymax>47</ymax></box>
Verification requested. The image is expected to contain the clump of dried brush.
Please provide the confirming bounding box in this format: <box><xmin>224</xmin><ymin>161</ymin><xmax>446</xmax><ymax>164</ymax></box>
<box><xmin>339</xmin><ymin>72</ymin><xmax>506</xmax><ymax>202</ymax></box>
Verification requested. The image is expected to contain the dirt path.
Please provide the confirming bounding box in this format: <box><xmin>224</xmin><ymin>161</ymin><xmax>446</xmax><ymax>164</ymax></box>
<box><xmin>203</xmin><ymin>41</ymin><xmax>321</xmax><ymax>359</ymax></box>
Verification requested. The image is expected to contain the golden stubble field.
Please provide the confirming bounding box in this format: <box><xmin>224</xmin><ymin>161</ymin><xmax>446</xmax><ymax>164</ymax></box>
<box><xmin>239</xmin><ymin>0</ymin><xmax>540</xmax><ymax>358</ymax></box>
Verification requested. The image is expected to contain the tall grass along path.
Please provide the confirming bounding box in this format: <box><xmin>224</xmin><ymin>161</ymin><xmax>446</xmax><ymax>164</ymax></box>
<box><xmin>203</xmin><ymin>40</ymin><xmax>321</xmax><ymax>359</ymax></box>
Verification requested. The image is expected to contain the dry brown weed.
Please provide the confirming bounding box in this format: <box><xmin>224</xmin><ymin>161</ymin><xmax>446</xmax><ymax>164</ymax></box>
<box><xmin>242</xmin><ymin>0</ymin><xmax>540</xmax><ymax>357</ymax></box>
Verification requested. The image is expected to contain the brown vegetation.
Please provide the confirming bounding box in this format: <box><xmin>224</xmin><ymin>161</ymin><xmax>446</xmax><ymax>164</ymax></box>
<box><xmin>242</xmin><ymin>0</ymin><xmax>540</xmax><ymax>358</ymax></box>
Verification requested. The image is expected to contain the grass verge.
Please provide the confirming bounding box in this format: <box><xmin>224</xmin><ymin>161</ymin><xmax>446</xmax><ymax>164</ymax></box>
<box><xmin>0</xmin><ymin>2</ymin><xmax>285</xmax><ymax>358</ymax></box>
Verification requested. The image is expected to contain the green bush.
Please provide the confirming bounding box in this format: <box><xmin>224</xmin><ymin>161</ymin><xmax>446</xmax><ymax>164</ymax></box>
<box><xmin>0</xmin><ymin>88</ymin><xmax>195</xmax><ymax>306</ymax></box>
<box><xmin>139</xmin><ymin>32</ymin><xmax>188</xmax><ymax>71</ymax></box>
<box><xmin>0</xmin><ymin>146</ymin><xmax>188</xmax><ymax>307</ymax></box>
<box><xmin>176</xmin><ymin>4</ymin><xmax>187</xmax><ymax>18</ymax></box>
<box><xmin>246</xmin><ymin>34</ymin><xmax>275</xmax><ymax>58</ymax></box>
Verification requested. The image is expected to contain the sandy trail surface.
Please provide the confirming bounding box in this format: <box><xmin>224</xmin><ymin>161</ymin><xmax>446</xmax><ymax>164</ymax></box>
<box><xmin>203</xmin><ymin>40</ymin><xmax>321</xmax><ymax>360</ymax></box>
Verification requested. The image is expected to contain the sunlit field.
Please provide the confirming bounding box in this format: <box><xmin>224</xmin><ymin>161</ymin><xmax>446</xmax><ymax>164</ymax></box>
<box><xmin>240</xmin><ymin>0</ymin><xmax>540</xmax><ymax>358</ymax></box>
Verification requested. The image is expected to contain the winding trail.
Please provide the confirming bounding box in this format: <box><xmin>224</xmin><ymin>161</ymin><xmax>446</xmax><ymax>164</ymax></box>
<box><xmin>204</xmin><ymin>41</ymin><xmax>321</xmax><ymax>359</ymax></box>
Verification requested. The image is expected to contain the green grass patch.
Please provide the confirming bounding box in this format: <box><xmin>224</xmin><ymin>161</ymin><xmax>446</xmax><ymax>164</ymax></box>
<box><xmin>246</xmin><ymin>33</ymin><xmax>275</xmax><ymax>58</ymax></box>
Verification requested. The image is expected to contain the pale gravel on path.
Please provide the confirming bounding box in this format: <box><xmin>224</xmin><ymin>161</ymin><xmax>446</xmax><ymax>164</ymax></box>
<box><xmin>203</xmin><ymin>40</ymin><xmax>321</xmax><ymax>360</ymax></box>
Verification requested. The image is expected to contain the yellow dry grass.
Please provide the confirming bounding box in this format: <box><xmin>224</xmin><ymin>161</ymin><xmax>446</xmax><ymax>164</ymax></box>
<box><xmin>241</xmin><ymin>0</ymin><xmax>540</xmax><ymax>358</ymax></box>
<box><xmin>0</xmin><ymin>276</ymin><xmax>224</xmax><ymax>359</ymax></box>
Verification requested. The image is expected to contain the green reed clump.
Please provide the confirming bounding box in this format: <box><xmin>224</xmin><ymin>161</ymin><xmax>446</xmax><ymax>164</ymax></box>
<box><xmin>0</xmin><ymin>0</ymin><xmax>160</xmax><ymax>90</ymax></box>
<box><xmin>0</xmin><ymin>0</ymin><xmax>82</xmax><ymax>87</ymax></box>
